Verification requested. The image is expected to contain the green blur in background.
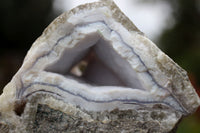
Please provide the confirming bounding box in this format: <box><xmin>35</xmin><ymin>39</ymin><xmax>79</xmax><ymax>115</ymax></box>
<box><xmin>158</xmin><ymin>1</ymin><xmax>200</xmax><ymax>132</ymax></box>
<box><xmin>0</xmin><ymin>0</ymin><xmax>199</xmax><ymax>132</ymax></box>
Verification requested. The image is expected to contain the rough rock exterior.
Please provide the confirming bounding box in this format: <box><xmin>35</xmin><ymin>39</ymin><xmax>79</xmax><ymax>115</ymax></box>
<box><xmin>0</xmin><ymin>0</ymin><xmax>199</xmax><ymax>132</ymax></box>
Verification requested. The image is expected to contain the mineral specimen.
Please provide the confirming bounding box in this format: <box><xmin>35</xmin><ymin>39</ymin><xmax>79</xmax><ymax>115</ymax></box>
<box><xmin>0</xmin><ymin>0</ymin><xmax>199</xmax><ymax>132</ymax></box>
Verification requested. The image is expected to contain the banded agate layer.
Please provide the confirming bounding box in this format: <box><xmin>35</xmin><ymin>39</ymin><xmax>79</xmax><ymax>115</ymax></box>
<box><xmin>0</xmin><ymin>0</ymin><xmax>199</xmax><ymax>132</ymax></box>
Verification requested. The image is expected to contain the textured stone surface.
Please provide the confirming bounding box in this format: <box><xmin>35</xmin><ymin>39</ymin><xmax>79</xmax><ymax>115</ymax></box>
<box><xmin>0</xmin><ymin>0</ymin><xmax>199</xmax><ymax>132</ymax></box>
<box><xmin>1</xmin><ymin>94</ymin><xmax>182</xmax><ymax>133</ymax></box>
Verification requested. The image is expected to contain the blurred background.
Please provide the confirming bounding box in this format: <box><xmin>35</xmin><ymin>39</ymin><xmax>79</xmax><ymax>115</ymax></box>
<box><xmin>0</xmin><ymin>0</ymin><xmax>199</xmax><ymax>132</ymax></box>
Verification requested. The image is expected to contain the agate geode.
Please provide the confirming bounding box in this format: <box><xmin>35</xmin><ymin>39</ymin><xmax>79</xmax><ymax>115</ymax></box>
<box><xmin>0</xmin><ymin>0</ymin><xmax>199</xmax><ymax>132</ymax></box>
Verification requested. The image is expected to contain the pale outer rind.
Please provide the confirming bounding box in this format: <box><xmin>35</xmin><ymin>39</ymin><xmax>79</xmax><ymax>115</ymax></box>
<box><xmin>15</xmin><ymin>0</ymin><xmax>200</xmax><ymax>112</ymax></box>
<box><xmin>0</xmin><ymin>0</ymin><xmax>199</xmax><ymax>123</ymax></box>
